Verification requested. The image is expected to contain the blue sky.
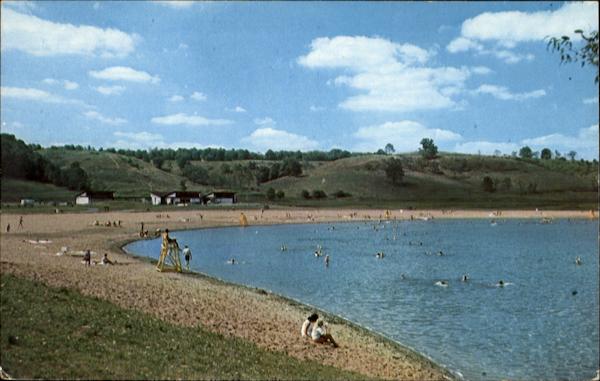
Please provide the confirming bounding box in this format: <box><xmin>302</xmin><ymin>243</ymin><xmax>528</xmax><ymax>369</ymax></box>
<box><xmin>1</xmin><ymin>1</ymin><xmax>598</xmax><ymax>159</ymax></box>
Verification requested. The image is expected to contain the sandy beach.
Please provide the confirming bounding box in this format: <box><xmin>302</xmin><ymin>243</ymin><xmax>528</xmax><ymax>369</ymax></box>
<box><xmin>0</xmin><ymin>208</ymin><xmax>594</xmax><ymax>380</ymax></box>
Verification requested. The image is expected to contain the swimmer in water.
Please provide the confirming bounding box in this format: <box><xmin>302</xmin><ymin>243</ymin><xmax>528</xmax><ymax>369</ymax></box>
<box><xmin>497</xmin><ymin>280</ymin><xmax>505</xmax><ymax>287</ymax></box>
<box><xmin>575</xmin><ymin>256</ymin><xmax>582</xmax><ymax>265</ymax></box>
<box><xmin>461</xmin><ymin>275</ymin><xmax>469</xmax><ymax>282</ymax></box>
<box><xmin>435</xmin><ymin>280</ymin><xmax>448</xmax><ymax>287</ymax></box>
<box><xmin>227</xmin><ymin>258</ymin><xmax>236</xmax><ymax>265</ymax></box>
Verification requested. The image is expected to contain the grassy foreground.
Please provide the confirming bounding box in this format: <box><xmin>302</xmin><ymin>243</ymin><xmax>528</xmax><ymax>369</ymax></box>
<box><xmin>0</xmin><ymin>274</ymin><xmax>370</xmax><ymax>380</ymax></box>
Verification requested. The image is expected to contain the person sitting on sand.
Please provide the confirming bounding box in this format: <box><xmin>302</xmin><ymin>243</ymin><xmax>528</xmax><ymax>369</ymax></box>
<box><xmin>101</xmin><ymin>253</ymin><xmax>114</xmax><ymax>265</ymax></box>
<box><xmin>301</xmin><ymin>313</ymin><xmax>318</xmax><ymax>338</ymax></box>
<box><xmin>83</xmin><ymin>249</ymin><xmax>91</xmax><ymax>266</ymax></box>
<box><xmin>183</xmin><ymin>245</ymin><xmax>192</xmax><ymax>270</ymax></box>
<box><xmin>311</xmin><ymin>320</ymin><xmax>338</xmax><ymax>348</ymax></box>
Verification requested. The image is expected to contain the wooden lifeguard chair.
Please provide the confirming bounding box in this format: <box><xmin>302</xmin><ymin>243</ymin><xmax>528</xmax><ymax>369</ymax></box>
<box><xmin>156</xmin><ymin>234</ymin><xmax>182</xmax><ymax>273</ymax></box>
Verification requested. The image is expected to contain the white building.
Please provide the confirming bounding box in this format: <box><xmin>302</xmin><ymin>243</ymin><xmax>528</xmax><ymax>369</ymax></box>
<box><xmin>75</xmin><ymin>191</ymin><xmax>114</xmax><ymax>205</ymax></box>
<box><xmin>150</xmin><ymin>191</ymin><xmax>202</xmax><ymax>206</ymax></box>
<box><xmin>205</xmin><ymin>191</ymin><xmax>236</xmax><ymax>204</ymax></box>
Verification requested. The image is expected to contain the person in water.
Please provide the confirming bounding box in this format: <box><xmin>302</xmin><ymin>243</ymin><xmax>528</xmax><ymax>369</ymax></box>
<box><xmin>182</xmin><ymin>245</ymin><xmax>192</xmax><ymax>270</ymax></box>
<box><xmin>461</xmin><ymin>275</ymin><xmax>469</xmax><ymax>282</ymax></box>
<box><xmin>497</xmin><ymin>280</ymin><xmax>505</xmax><ymax>287</ymax></box>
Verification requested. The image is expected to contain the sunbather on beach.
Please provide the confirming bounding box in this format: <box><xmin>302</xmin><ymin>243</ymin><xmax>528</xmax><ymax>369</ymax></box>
<box><xmin>311</xmin><ymin>320</ymin><xmax>338</xmax><ymax>348</ymax></box>
<box><xmin>83</xmin><ymin>249</ymin><xmax>91</xmax><ymax>266</ymax></box>
<box><xmin>101</xmin><ymin>253</ymin><xmax>114</xmax><ymax>265</ymax></box>
<box><xmin>301</xmin><ymin>313</ymin><xmax>318</xmax><ymax>338</ymax></box>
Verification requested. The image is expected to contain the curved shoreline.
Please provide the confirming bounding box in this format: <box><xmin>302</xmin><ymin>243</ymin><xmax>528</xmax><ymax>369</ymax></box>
<box><xmin>1</xmin><ymin>208</ymin><xmax>596</xmax><ymax>379</ymax></box>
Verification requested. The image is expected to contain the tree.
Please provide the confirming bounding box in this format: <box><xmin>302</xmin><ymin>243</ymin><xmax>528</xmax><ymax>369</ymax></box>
<box><xmin>281</xmin><ymin>158</ymin><xmax>302</xmax><ymax>177</ymax></box>
<box><xmin>384</xmin><ymin>143</ymin><xmax>395</xmax><ymax>155</ymax></box>
<box><xmin>547</xmin><ymin>30</ymin><xmax>599</xmax><ymax>83</ymax></box>
<box><xmin>276</xmin><ymin>190</ymin><xmax>285</xmax><ymax>199</ymax></box>
<box><xmin>300</xmin><ymin>189</ymin><xmax>311</xmax><ymax>199</ymax></box>
<box><xmin>519</xmin><ymin>146</ymin><xmax>533</xmax><ymax>159</ymax></box>
<box><xmin>266</xmin><ymin>187</ymin><xmax>276</xmax><ymax>201</ymax></box>
<box><xmin>180</xmin><ymin>179</ymin><xmax>187</xmax><ymax>191</ymax></box>
<box><xmin>384</xmin><ymin>157</ymin><xmax>404</xmax><ymax>185</ymax></box>
<box><xmin>540</xmin><ymin>148</ymin><xmax>552</xmax><ymax>160</ymax></box>
<box><xmin>182</xmin><ymin>164</ymin><xmax>210</xmax><ymax>184</ymax></box>
<box><xmin>567</xmin><ymin>150</ymin><xmax>577</xmax><ymax>161</ymax></box>
<box><xmin>482</xmin><ymin>176</ymin><xmax>496</xmax><ymax>193</ymax></box>
<box><xmin>312</xmin><ymin>190</ymin><xmax>327</xmax><ymax>199</ymax></box>
<box><xmin>61</xmin><ymin>162</ymin><xmax>89</xmax><ymax>191</ymax></box>
<box><xmin>419</xmin><ymin>138</ymin><xmax>438</xmax><ymax>160</ymax></box>
<box><xmin>152</xmin><ymin>156</ymin><xmax>164</xmax><ymax>169</ymax></box>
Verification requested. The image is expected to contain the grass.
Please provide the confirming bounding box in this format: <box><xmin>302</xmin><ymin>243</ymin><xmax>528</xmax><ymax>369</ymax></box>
<box><xmin>0</xmin><ymin>178</ymin><xmax>77</xmax><ymax>202</ymax></box>
<box><xmin>0</xmin><ymin>273</ymin><xmax>371</xmax><ymax>380</ymax></box>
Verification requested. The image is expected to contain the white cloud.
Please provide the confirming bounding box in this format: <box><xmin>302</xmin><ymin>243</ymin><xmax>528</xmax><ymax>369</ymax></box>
<box><xmin>89</xmin><ymin>66</ymin><xmax>160</xmax><ymax>84</ymax></box>
<box><xmin>472</xmin><ymin>84</ymin><xmax>546</xmax><ymax>101</ymax></box>
<box><xmin>447</xmin><ymin>2</ymin><xmax>598</xmax><ymax>63</ymax></box>
<box><xmin>310</xmin><ymin>105</ymin><xmax>326</xmax><ymax>112</ymax></box>
<box><xmin>242</xmin><ymin>127</ymin><xmax>319</xmax><ymax>151</ymax></box>
<box><xmin>1</xmin><ymin>86</ymin><xmax>84</xmax><ymax>105</ymax></box>
<box><xmin>151</xmin><ymin>113</ymin><xmax>232</xmax><ymax>126</ymax></box>
<box><xmin>226</xmin><ymin>106</ymin><xmax>247</xmax><ymax>113</ymax></box>
<box><xmin>352</xmin><ymin>120</ymin><xmax>462</xmax><ymax>152</ymax></box>
<box><xmin>453</xmin><ymin>141</ymin><xmax>520</xmax><ymax>156</ymax></box>
<box><xmin>42</xmin><ymin>78</ymin><xmax>79</xmax><ymax>90</ymax></box>
<box><xmin>470</xmin><ymin>66</ymin><xmax>492</xmax><ymax>75</ymax></box>
<box><xmin>583</xmin><ymin>97</ymin><xmax>599</xmax><ymax>105</ymax></box>
<box><xmin>254</xmin><ymin>117</ymin><xmax>275</xmax><ymax>126</ymax></box>
<box><xmin>154</xmin><ymin>1</ymin><xmax>195</xmax><ymax>9</ymax></box>
<box><xmin>522</xmin><ymin>124</ymin><xmax>599</xmax><ymax>152</ymax></box>
<box><xmin>1</xmin><ymin>8</ymin><xmax>136</xmax><ymax>58</ymax></box>
<box><xmin>169</xmin><ymin>95</ymin><xmax>184</xmax><ymax>102</ymax></box>
<box><xmin>63</xmin><ymin>80</ymin><xmax>79</xmax><ymax>90</ymax></box>
<box><xmin>84</xmin><ymin>110</ymin><xmax>127</xmax><ymax>125</ymax></box>
<box><xmin>299</xmin><ymin>35</ymin><xmax>471</xmax><ymax>112</ymax></box>
<box><xmin>190</xmin><ymin>91</ymin><xmax>207</xmax><ymax>101</ymax></box>
<box><xmin>94</xmin><ymin>85</ymin><xmax>126</xmax><ymax>96</ymax></box>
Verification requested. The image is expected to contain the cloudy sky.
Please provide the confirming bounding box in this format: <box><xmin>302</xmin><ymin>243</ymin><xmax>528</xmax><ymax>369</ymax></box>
<box><xmin>1</xmin><ymin>1</ymin><xmax>598</xmax><ymax>158</ymax></box>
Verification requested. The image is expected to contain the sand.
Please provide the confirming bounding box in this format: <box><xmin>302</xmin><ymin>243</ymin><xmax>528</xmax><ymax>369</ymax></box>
<box><xmin>0</xmin><ymin>208</ymin><xmax>594</xmax><ymax>379</ymax></box>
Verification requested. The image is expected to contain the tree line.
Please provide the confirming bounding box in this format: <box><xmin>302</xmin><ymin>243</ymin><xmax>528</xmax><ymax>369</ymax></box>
<box><xmin>1</xmin><ymin>134</ymin><xmax>89</xmax><ymax>191</ymax></box>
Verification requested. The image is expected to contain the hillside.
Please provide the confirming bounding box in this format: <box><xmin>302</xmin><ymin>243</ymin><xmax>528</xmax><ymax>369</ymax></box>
<box><xmin>39</xmin><ymin>148</ymin><xmax>207</xmax><ymax>198</ymax></box>
<box><xmin>2</xmin><ymin>146</ymin><xmax>598</xmax><ymax>209</ymax></box>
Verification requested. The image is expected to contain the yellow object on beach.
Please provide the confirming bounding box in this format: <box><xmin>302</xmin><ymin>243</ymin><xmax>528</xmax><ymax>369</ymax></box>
<box><xmin>239</xmin><ymin>212</ymin><xmax>248</xmax><ymax>227</ymax></box>
<box><xmin>156</xmin><ymin>232</ymin><xmax>182</xmax><ymax>272</ymax></box>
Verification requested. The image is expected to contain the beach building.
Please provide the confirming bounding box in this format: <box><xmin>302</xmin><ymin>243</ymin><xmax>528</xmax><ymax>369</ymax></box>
<box><xmin>20</xmin><ymin>198</ymin><xmax>35</xmax><ymax>206</ymax></box>
<box><xmin>150</xmin><ymin>191</ymin><xmax>202</xmax><ymax>206</ymax></box>
<box><xmin>204</xmin><ymin>191</ymin><xmax>237</xmax><ymax>204</ymax></box>
<box><xmin>75</xmin><ymin>191</ymin><xmax>114</xmax><ymax>205</ymax></box>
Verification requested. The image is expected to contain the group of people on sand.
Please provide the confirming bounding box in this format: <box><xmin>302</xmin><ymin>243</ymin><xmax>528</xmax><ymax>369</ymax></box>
<box><xmin>83</xmin><ymin>249</ymin><xmax>115</xmax><ymax>266</ymax></box>
<box><xmin>301</xmin><ymin>313</ymin><xmax>338</xmax><ymax>348</ymax></box>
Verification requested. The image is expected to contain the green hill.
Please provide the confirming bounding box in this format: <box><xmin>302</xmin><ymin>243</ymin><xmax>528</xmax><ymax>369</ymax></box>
<box><xmin>2</xmin><ymin>145</ymin><xmax>597</xmax><ymax>209</ymax></box>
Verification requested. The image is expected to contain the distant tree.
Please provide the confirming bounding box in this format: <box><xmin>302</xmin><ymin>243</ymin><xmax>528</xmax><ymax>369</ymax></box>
<box><xmin>419</xmin><ymin>138</ymin><xmax>438</xmax><ymax>160</ymax></box>
<box><xmin>269</xmin><ymin>163</ymin><xmax>281</xmax><ymax>180</ymax></box>
<box><xmin>152</xmin><ymin>157</ymin><xmax>164</xmax><ymax>169</ymax></box>
<box><xmin>376</xmin><ymin>149</ymin><xmax>386</xmax><ymax>155</ymax></box>
<box><xmin>482</xmin><ymin>176</ymin><xmax>496</xmax><ymax>193</ymax></box>
<box><xmin>221</xmin><ymin>163</ymin><xmax>232</xmax><ymax>174</ymax></box>
<box><xmin>265</xmin><ymin>149</ymin><xmax>277</xmax><ymax>161</ymax></box>
<box><xmin>266</xmin><ymin>187</ymin><xmax>276</xmax><ymax>201</ymax></box>
<box><xmin>312</xmin><ymin>190</ymin><xmax>327</xmax><ymax>199</ymax></box>
<box><xmin>256</xmin><ymin>166</ymin><xmax>270</xmax><ymax>184</ymax></box>
<box><xmin>493</xmin><ymin>149</ymin><xmax>502</xmax><ymax>157</ymax></box>
<box><xmin>276</xmin><ymin>190</ymin><xmax>285</xmax><ymax>199</ymax></box>
<box><xmin>532</xmin><ymin>151</ymin><xmax>540</xmax><ymax>159</ymax></box>
<box><xmin>547</xmin><ymin>29</ymin><xmax>599</xmax><ymax>83</ymax></box>
<box><xmin>519</xmin><ymin>146</ymin><xmax>533</xmax><ymax>159</ymax></box>
<box><xmin>180</xmin><ymin>179</ymin><xmax>187</xmax><ymax>191</ymax></box>
<box><xmin>182</xmin><ymin>164</ymin><xmax>210</xmax><ymax>184</ymax></box>
<box><xmin>384</xmin><ymin>157</ymin><xmax>405</xmax><ymax>185</ymax></box>
<box><xmin>567</xmin><ymin>150</ymin><xmax>577</xmax><ymax>161</ymax></box>
<box><xmin>384</xmin><ymin>143</ymin><xmax>395</xmax><ymax>155</ymax></box>
<box><xmin>61</xmin><ymin>162</ymin><xmax>89</xmax><ymax>191</ymax></box>
<box><xmin>333</xmin><ymin>190</ymin><xmax>352</xmax><ymax>198</ymax></box>
<box><xmin>554</xmin><ymin>150</ymin><xmax>562</xmax><ymax>159</ymax></box>
<box><xmin>281</xmin><ymin>157</ymin><xmax>302</xmax><ymax>177</ymax></box>
<box><xmin>300</xmin><ymin>189</ymin><xmax>311</xmax><ymax>199</ymax></box>
<box><xmin>540</xmin><ymin>148</ymin><xmax>552</xmax><ymax>160</ymax></box>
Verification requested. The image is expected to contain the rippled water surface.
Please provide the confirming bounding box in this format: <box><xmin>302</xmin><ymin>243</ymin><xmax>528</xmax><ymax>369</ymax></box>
<box><xmin>125</xmin><ymin>219</ymin><xmax>599</xmax><ymax>380</ymax></box>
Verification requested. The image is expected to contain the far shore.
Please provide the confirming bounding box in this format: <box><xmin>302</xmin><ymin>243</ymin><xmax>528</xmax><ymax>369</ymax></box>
<box><xmin>0</xmin><ymin>208</ymin><xmax>597</xmax><ymax>380</ymax></box>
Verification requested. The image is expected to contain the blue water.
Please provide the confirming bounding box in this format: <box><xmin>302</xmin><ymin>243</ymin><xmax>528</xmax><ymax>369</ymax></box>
<box><xmin>125</xmin><ymin>219</ymin><xmax>599</xmax><ymax>381</ymax></box>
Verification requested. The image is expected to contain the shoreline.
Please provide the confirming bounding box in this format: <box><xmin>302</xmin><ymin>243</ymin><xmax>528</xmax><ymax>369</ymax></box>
<box><xmin>1</xmin><ymin>208</ymin><xmax>597</xmax><ymax>379</ymax></box>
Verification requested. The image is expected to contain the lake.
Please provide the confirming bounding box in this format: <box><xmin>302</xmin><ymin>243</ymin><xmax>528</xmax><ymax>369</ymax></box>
<box><xmin>125</xmin><ymin>219</ymin><xmax>599</xmax><ymax>381</ymax></box>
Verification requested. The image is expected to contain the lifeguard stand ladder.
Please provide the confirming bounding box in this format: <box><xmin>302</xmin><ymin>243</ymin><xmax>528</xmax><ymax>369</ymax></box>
<box><xmin>156</xmin><ymin>241</ymin><xmax>183</xmax><ymax>272</ymax></box>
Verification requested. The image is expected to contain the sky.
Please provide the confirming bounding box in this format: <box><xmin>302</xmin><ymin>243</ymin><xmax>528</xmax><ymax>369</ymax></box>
<box><xmin>1</xmin><ymin>1</ymin><xmax>598</xmax><ymax>159</ymax></box>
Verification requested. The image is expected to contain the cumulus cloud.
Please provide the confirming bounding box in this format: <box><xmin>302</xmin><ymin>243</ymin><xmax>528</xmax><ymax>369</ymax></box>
<box><xmin>84</xmin><ymin>110</ymin><xmax>127</xmax><ymax>125</ymax></box>
<box><xmin>352</xmin><ymin>120</ymin><xmax>462</xmax><ymax>152</ymax></box>
<box><xmin>94</xmin><ymin>85</ymin><xmax>126</xmax><ymax>96</ymax></box>
<box><xmin>447</xmin><ymin>2</ymin><xmax>598</xmax><ymax>63</ymax></box>
<box><xmin>453</xmin><ymin>141</ymin><xmax>520</xmax><ymax>156</ymax></box>
<box><xmin>226</xmin><ymin>106</ymin><xmax>246</xmax><ymax>113</ymax></box>
<box><xmin>299</xmin><ymin>35</ymin><xmax>471</xmax><ymax>112</ymax></box>
<box><xmin>89</xmin><ymin>66</ymin><xmax>160</xmax><ymax>84</ymax></box>
<box><xmin>190</xmin><ymin>91</ymin><xmax>207</xmax><ymax>101</ymax></box>
<box><xmin>241</xmin><ymin>127</ymin><xmax>319</xmax><ymax>151</ymax></box>
<box><xmin>169</xmin><ymin>95</ymin><xmax>184</xmax><ymax>102</ymax></box>
<box><xmin>310</xmin><ymin>105</ymin><xmax>325</xmax><ymax>112</ymax></box>
<box><xmin>43</xmin><ymin>78</ymin><xmax>78</xmax><ymax>90</ymax></box>
<box><xmin>254</xmin><ymin>117</ymin><xmax>275</xmax><ymax>126</ymax></box>
<box><xmin>1</xmin><ymin>86</ymin><xmax>85</xmax><ymax>105</ymax></box>
<box><xmin>472</xmin><ymin>84</ymin><xmax>546</xmax><ymax>101</ymax></box>
<box><xmin>151</xmin><ymin>113</ymin><xmax>232</xmax><ymax>126</ymax></box>
<box><xmin>1</xmin><ymin>7</ymin><xmax>137</xmax><ymax>58</ymax></box>
<box><xmin>522</xmin><ymin>124</ymin><xmax>599</xmax><ymax>152</ymax></box>
<box><xmin>154</xmin><ymin>1</ymin><xmax>195</xmax><ymax>9</ymax></box>
<box><xmin>583</xmin><ymin>96</ymin><xmax>598</xmax><ymax>105</ymax></box>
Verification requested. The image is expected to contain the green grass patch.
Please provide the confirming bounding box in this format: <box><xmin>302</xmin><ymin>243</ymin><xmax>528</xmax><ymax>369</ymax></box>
<box><xmin>0</xmin><ymin>274</ymin><xmax>371</xmax><ymax>380</ymax></box>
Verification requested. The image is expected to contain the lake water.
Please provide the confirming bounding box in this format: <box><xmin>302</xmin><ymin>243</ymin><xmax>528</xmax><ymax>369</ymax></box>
<box><xmin>125</xmin><ymin>219</ymin><xmax>599</xmax><ymax>381</ymax></box>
